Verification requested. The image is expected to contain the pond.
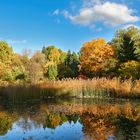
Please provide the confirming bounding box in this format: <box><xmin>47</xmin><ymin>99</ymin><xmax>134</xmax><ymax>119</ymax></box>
<box><xmin>0</xmin><ymin>93</ymin><xmax>140</xmax><ymax>140</ymax></box>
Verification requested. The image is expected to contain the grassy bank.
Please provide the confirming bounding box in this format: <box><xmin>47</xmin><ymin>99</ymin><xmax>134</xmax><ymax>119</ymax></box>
<box><xmin>0</xmin><ymin>78</ymin><xmax>140</xmax><ymax>100</ymax></box>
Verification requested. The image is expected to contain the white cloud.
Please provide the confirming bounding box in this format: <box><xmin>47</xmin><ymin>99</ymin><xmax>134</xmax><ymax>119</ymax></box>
<box><xmin>7</xmin><ymin>39</ymin><xmax>27</xmax><ymax>45</ymax></box>
<box><xmin>0</xmin><ymin>38</ymin><xmax>27</xmax><ymax>45</ymax></box>
<box><xmin>61</xmin><ymin>1</ymin><xmax>140</xmax><ymax>27</ymax></box>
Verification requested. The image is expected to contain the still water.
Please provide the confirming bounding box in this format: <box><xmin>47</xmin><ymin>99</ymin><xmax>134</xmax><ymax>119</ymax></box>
<box><xmin>0</xmin><ymin>96</ymin><xmax>140</xmax><ymax>140</ymax></box>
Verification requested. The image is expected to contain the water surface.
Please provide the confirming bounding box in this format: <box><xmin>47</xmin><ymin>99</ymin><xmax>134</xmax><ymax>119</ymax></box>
<box><xmin>0</xmin><ymin>93</ymin><xmax>140</xmax><ymax>140</ymax></box>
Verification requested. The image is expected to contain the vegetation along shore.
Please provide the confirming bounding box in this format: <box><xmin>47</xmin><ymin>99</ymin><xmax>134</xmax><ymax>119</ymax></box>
<box><xmin>0</xmin><ymin>26</ymin><xmax>140</xmax><ymax>99</ymax></box>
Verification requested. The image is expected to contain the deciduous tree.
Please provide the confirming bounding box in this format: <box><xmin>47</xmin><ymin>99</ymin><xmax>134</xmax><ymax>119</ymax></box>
<box><xmin>80</xmin><ymin>38</ymin><xmax>116</xmax><ymax>77</ymax></box>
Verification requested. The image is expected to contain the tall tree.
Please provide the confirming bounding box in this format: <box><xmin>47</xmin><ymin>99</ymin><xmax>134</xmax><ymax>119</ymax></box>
<box><xmin>64</xmin><ymin>50</ymin><xmax>79</xmax><ymax>77</ymax></box>
<box><xmin>42</xmin><ymin>46</ymin><xmax>67</xmax><ymax>79</ymax></box>
<box><xmin>42</xmin><ymin>46</ymin><xmax>65</xmax><ymax>63</ymax></box>
<box><xmin>112</xmin><ymin>26</ymin><xmax>140</xmax><ymax>62</ymax></box>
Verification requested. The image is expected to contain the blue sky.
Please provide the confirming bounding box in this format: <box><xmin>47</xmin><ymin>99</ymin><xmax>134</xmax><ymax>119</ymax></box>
<box><xmin>0</xmin><ymin>0</ymin><xmax>140</xmax><ymax>54</ymax></box>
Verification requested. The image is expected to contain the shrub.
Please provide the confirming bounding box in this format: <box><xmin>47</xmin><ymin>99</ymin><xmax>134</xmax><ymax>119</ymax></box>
<box><xmin>2</xmin><ymin>69</ymin><xmax>13</xmax><ymax>81</ymax></box>
<box><xmin>118</xmin><ymin>61</ymin><xmax>140</xmax><ymax>79</ymax></box>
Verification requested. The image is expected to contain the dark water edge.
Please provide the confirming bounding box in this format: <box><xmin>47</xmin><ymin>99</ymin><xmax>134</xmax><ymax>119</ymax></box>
<box><xmin>0</xmin><ymin>88</ymin><xmax>140</xmax><ymax>140</ymax></box>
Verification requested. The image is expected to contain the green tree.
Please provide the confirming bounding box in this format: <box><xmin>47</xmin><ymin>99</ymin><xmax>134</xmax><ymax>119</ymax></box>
<box><xmin>57</xmin><ymin>63</ymin><xmax>72</xmax><ymax>79</ymax></box>
<box><xmin>47</xmin><ymin>64</ymin><xmax>58</xmax><ymax>80</ymax></box>
<box><xmin>112</xmin><ymin>26</ymin><xmax>140</xmax><ymax>62</ymax></box>
<box><xmin>42</xmin><ymin>46</ymin><xmax>66</xmax><ymax>63</ymax></box>
<box><xmin>42</xmin><ymin>46</ymin><xmax>60</xmax><ymax>63</ymax></box>
<box><xmin>59</xmin><ymin>49</ymin><xmax>67</xmax><ymax>63</ymax></box>
<box><xmin>118</xmin><ymin>61</ymin><xmax>140</xmax><ymax>79</ymax></box>
<box><xmin>42</xmin><ymin>46</ymin><xmax>67</xmax><ymax>79</ymax></box>
<box><xmin>64</xmin><ymin>50</ymin><xmax>79</xmax><ymax>77</ymax></box>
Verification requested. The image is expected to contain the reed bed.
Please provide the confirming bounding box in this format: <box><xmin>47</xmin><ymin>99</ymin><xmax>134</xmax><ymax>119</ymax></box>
<box><xmin>39</xmin><ymin>78</ymin><xmax>140</xmax><ymax>98</ymax></box>
<box><xmin>1</xmin><ymin>78</ymin><xmax>140</xmax><ymax>100</ymax></box>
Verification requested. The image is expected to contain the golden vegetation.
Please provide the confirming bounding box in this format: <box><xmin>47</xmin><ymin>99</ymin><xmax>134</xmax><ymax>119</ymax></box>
<box><xmin>80</xmin><ymin>38</ymin><xmax>116</xmax><ymax>76</ymax></box>
<box><xmin>1</xmin><ymin>78</ymin><xmax>140</xmax><ymax>99</ymax></box>
<box><xmin>39</xmin><ymin>78</ymin><xmax>140</xmax><ymax>98</ymax></box>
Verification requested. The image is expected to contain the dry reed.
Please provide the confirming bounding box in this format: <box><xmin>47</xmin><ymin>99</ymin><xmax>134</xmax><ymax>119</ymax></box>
<box><xmin>39</xmin><ymin>78</ymin><xmax>140</xmax><ymax>98</ymax></box>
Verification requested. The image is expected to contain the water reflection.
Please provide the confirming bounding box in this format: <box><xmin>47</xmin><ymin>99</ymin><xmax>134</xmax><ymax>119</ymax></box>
<box><xmin>0</xmin><ymin>97</ymin><xmax>140</xmax><ymax>140</ymax></box>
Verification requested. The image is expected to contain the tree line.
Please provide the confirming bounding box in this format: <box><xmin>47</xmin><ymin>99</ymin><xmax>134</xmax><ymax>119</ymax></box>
<box><xmin>0</xmin><ymin>26</ymin><xmax>140</xmax><ymax>83</ymax></box>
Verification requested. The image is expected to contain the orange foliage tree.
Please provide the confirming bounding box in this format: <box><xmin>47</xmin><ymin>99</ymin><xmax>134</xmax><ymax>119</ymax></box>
<box><xmin>80</xmin><ymin>38</ymin><xmax>117</xmax><ymax>77</ymax></box>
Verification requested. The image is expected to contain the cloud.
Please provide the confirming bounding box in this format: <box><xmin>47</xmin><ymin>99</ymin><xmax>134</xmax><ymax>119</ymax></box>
<box><xmin>59</xmin><ymin>1</ymin><xmax>140</xmax><ymax>27</ymax></box>
<box><xmin>7</xmin><ymin>39</ymin><xmax>27</xmax><ymax>45</ymax></box>
<box><xmin>53</xmin><ymin>9</ymin><xmax>60</xmax><ymax>15</ymax></box>
<box><xmin>83</xmin><ymin>0</ymin><xmax>103</xmax><ymax>7</ymax></box>
<box><xmin>0</xmin><ymin>38</ymin><xmax>27</xmax><ymax>45</ymax></box>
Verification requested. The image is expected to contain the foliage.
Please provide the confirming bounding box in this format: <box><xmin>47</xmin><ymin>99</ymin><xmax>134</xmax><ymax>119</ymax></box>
<box><xmin>80</xmin><ymin>38</ymin><xmax>116</xmax><ymax>77</ymax></box>
<box><xmin>64</xmin><ymin>50</ymin><xmax>79</xmax><ymax>77</ymax></box>
<box><xmin>118</xmin><ymin>61</ymin><xmax>140</xmax><ymax>79</ymax></box>
<box><xmin>42</xmin><ymin>46</ymin><xmax>66</xmax><ymax>63</ymax></box>
<box><xmin>45</xmin><ymin>113</ymin><xmax>61</xmax><ymax>129</ymax></box>
<box><xmin>112</xmin><ymin>26</ymin><xmax>140</xmax><ymax>62</ymax></box>
<box><xmin>47</xmin><ymin>64</ymin><xmax>58</xmax><ymax>80</ymax></box>
<box><xmin>27</xmin><ymin>52</ymin><xmax>46</xmax><ymax>83</ymax></box>
<box><xmin>57</xmin><ymin>63</ymin><xmax>72</xmax><ymax>79</ymax></box>
<box><xmin>0</xmin><ymin>62</ymin><xmax>6</xmax><ymax>79</ymax></box>
<box><xmin>42</xmin><ymin>46</ymin><xmax>68</xmax><ymax>79</ymax></box>
<box><xmin>2</xmin><ymin>69</ymin><xmax>13</xmax><ymax>81</ymax></box>
<box><xmin>57</xmin><ymin>50</ymin><xmax>79</xmax><ymax>79</ymax></box>
<box><xmin>0</xmin><ymin>112</ymin><xmax>13</xmax><ymax>136</ymax></box>
<box><xmin>0</xmin><ymin>41</ymin><xmax>13</xmax><ymax>63</ymax></box>
<box><xmin>31</xmin><ymin>51</ymin><xmax>46</xmax><ymax>66</ymax></box>
<box><xmin>1</xmin><ymin>25</ymin><xmax>140</xmax><ymax>82</ymax></box>
<box><xmin>2</xmin><ymin>66</ymin><xmax>25</xmax><ymax>81</ymax></box>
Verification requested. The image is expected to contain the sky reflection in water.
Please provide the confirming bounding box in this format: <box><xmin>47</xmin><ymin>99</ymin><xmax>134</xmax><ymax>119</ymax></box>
<box><xmin>0</xmin><ymin>98</ymin><xmax>140</xmax><ymax>140</ymax></box>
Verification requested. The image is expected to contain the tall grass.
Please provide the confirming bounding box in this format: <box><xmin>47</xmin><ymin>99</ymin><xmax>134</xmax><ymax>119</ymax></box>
<box><xmin>1</xmin><ymin>78</ymin><xmax>140</xmax><ymax>100</ymax></box>
<box><xmin>39</xmin><ymin>78</ymin><xmax>140</xmax><ymax>98</ymax></box>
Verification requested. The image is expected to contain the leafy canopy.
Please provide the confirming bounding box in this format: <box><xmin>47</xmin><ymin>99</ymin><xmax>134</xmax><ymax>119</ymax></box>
<box><xmin>80</xmin><ymin>38</ymin><xmax>116</xmax><ymax>77</ymax></box>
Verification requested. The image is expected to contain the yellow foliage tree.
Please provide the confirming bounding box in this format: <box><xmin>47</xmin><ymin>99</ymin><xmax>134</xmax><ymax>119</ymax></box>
<box><xmin>80</xmin><ymin>38</ymin><xmax>116</xmax><ymax>76</ymax></box>
<box><xmin>48</xmin><ymin>48</ymin><xmax>61</xmax><ymax>63</ymax></box>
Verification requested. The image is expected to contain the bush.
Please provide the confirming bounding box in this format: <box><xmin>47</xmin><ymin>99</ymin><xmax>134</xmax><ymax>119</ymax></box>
<box><xmin>2</xmin><ymin>70</ymin><xmax>13</xmax><ymax>81</ymax></box>
<box><xmin>12</xmin><ymin>66</ymin><xmax>25</xmax><ymax>80</ymax></box>
<box><xmin>118</xmin><ymin>61</ymin><xmax>140</xmax><ymax>79</ymax></box>
<box><xmin>2</xmin><ymin>66</ymin><xmax>25</xmax><ymax>81</ymax></box>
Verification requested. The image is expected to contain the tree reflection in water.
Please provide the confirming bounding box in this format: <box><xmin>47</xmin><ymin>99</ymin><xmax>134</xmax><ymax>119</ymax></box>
<box><xmin>0</xmin><ymin>98</ymin><xmax>140</xmax><ymax>140</ymax></box>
